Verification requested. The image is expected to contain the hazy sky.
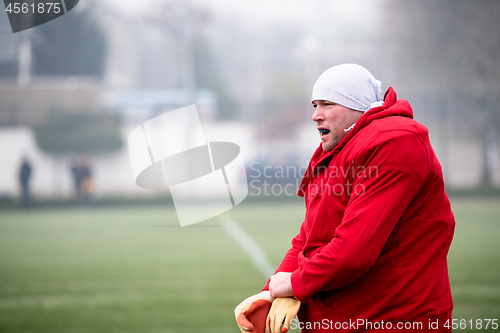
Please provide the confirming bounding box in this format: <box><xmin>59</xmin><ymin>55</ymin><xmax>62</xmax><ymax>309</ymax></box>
<box><xmin>102</xmin><ymin>0</ymin><xmax>384</xmax><ymax>28</ymax></box>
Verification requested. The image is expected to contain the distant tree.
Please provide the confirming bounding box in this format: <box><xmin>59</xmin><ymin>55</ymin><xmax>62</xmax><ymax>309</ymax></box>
<box><xmin>195</xmin><ymin>37</ymin><xmax>237</xmax><ymax>120</ymax></box>
<box><xmin>31</xmin><ymin>6</ymin><xmax>106</xmax><ymax>77</ymax></box>
<box><xmin>387</xmin><ymin>0</ymin><xmax>500</xmax><ymax>186</ymax></box>
<box><xmin>33</xmin><ymin>112</ymin><xmax>123</xmax><ymax>155</ymax></box>
<box><xmin>153</xmin><ymin>1</ymin><xmax>237</xmax><ymax>119</ymax></box>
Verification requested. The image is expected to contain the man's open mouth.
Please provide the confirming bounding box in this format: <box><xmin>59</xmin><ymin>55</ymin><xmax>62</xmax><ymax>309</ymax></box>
<box><xmin>319</xmin><ymin>128</ymin><xmax>330</xmax><ymax>137</ymax></box>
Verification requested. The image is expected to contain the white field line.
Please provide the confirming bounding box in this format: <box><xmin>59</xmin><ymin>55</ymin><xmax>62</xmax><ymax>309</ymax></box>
<box><xmin>223</xmin><ymin>217</ymin><xmax>276</xmax><ymax>279</ymax></box>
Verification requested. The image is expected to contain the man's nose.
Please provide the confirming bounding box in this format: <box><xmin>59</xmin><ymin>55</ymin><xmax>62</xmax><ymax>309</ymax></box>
<box><xmin>312</xmin><ymin>107</ymin><xmax>323</xmax><ymax>122</ymax></box>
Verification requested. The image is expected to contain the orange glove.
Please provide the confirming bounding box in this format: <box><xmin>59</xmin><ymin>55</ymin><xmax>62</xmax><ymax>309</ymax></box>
<box><xmin>235</xmin><ymin>291</ymin><xmax>273</xmax><ymax>333</ymax></box>
<box><xmin>266</xmin><ymin>297</ymin><xmax>301</xmax><ymax>333</ymax></box>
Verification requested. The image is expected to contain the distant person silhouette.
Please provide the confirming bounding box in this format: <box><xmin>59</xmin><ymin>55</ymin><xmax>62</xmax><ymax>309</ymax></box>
<box><xmin>79</xmin><ymin>154</ymin><xmax>93</xmax><ymax>206</ymax></box>
<box><xmin>19</xmin><ymin>156</ymin><xmax>32</xmax><ymax>209</ymax></box>
<box><xmin>70</xmin><ymin>154</ymin><xmax>93</xmax><ymax>206</ymax></box>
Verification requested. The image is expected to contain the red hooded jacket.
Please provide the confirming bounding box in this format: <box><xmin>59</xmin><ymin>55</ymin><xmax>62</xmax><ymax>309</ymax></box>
<box><xmin>263</xmin><ymin>88</ymin><xmax>455</xmax><ymax>332</ymax></box>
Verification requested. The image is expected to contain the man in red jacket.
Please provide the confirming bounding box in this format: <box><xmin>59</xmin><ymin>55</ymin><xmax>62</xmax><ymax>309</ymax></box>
<box><xmin>235</xmin><ymin>64</ymin><xmax>455</xmax><ymax>333</ymax></box>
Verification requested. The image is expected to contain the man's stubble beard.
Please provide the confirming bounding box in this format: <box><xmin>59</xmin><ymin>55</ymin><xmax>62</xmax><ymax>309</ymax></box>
<box><xmin>322</xmin><ymin>131</ymin><xmax>346</xmax><ymax>152</ymax></box>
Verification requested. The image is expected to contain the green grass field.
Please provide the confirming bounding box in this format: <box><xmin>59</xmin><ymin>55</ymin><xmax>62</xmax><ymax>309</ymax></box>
<box><xmin>0</xmin><ymin>198</ymin><xmax>499</xmax><ymax>332</ymax></box>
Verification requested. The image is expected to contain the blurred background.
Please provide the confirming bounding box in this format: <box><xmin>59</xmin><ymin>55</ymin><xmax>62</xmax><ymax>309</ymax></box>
<box><xmin>0</xmin><ymin>0</ymin><xmax>499</xmax><ymax>332</ymax></box>
<box><xmin>1</xmin><ymin>0</ymin><xmax>499</xmax><ymax>200</ymax></box>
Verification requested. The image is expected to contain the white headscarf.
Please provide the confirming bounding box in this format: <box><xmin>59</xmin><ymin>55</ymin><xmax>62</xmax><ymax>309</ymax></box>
<box><xmin>311</xmin><ymin>64</ymin><xmax>384</xmax><ymax>112</ymax></box>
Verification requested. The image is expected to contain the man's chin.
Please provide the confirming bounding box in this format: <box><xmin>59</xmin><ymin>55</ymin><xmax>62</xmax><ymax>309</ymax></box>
<box><xmin>321</xmin><ymin>142</ymin><xmax>336</xmax><ymax>152</ymax></box>
<box><xmin>321</xmin><ymin>134</ymin><xmax>345</xmax><ymax>151</ymax></box>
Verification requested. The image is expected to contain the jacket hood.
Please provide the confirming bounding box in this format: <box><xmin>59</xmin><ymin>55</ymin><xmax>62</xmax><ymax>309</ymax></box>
<box><xmin>298</xmin><ymin>87</ymin><xmax>413</xmax><ymax>196</ymax></box>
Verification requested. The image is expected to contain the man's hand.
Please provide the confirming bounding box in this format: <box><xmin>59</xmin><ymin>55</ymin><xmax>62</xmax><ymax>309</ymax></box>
<box><xmin>269</xmin><ymin>272</ymin><xmax>293</xmax><ymax>298</ymax></box>
<box><xmin>235</xmin><ymin>291</ymin><xmax>273</xmax><ymax>333</ymax></box>
<box><xmin>266</xmin><ymin>297</ymin><xmax>301</xmax><ymax>333</ymax></box>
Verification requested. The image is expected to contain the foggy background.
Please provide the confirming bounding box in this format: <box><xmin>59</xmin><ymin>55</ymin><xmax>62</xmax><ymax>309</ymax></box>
<box><xmin>1</xmin><ymin>0</ymin><xmax>499</xmax><ymax>202</ymax></box>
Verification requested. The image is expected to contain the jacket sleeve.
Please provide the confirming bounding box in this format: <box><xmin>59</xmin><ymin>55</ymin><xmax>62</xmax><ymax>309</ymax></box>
<box><xmin>262</xmin><ymin>222</ymin><xmax>307</xmax><ymax>291</ymax></box>
<box><xmin>291</xmin><ymin>131</ymin><xmax>430</xmax><ymax>302</ymax></box>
